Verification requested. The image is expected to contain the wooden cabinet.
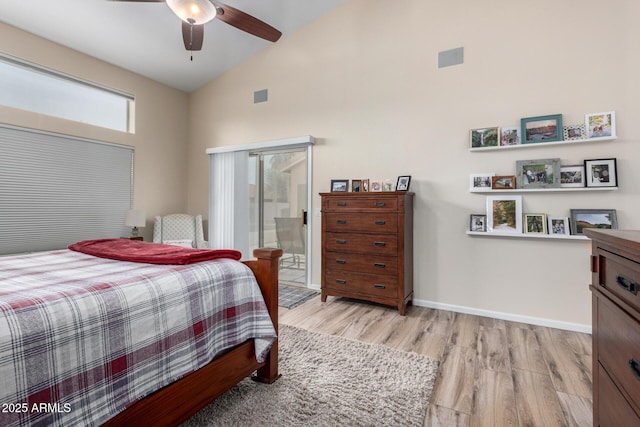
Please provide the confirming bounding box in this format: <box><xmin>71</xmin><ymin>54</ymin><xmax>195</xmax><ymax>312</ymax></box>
<box><xmin>320</xmin><ymin>191</ymin><xmax>414</xmax><ymax>315</ymax></box>
<box><xmin>585</xmin><ymin>229</ymin><xmax>640</xmax><ymax>426</ymax></box>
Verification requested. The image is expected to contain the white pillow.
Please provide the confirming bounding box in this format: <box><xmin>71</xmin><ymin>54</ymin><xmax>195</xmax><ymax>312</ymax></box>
<box><xmin>163</xmin><ymin>239</ymin><xmax>194</xmax><ymax>248</ymax></box>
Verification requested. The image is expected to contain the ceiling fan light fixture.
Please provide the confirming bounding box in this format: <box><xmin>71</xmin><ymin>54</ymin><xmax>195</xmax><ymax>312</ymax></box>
<box><xmin>166</xmin><ymin>0</ymin><xmax>217</xmax><ymax>25</ymax></box>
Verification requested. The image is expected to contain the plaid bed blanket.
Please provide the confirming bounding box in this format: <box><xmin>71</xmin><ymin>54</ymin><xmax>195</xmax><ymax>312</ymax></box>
<box><xmin>0</xmin><ymin>249</ymin><xmax>277</xmax><ymax>427</ymax></box>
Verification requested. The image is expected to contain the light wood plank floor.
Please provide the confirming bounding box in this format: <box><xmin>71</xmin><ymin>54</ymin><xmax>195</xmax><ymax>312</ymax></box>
<box><xmin>280</xmin><ymin>296</ymin><xmax>593</xmax><ymax>427</ymax></box>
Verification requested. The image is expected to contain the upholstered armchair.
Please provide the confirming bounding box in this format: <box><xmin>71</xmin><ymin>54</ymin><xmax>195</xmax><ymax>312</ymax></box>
<box><xmin>153</xmin><ymin>214</ymin><xmax>208</xmax><ymax>249</ymax></box>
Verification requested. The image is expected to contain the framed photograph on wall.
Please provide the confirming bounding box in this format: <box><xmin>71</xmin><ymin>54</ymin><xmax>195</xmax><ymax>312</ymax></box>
<box><xmin>563</xmin><ymin>124</ymin><xmax>586</xmax><ymax>141</ymax></box>
<box><xmin>524</xmin><ymin>213</ymin><xmax>547</xmax><ymax>234</ymax></box>
<box><xmin>515</xmin><ymin>158</ymin><xmax>561</xmax><ymax>189</ymax></box>
<box><xmin>469</xmin><ymin>173</ymin><xmax>494</xmax><ymax>192</ymax></box>
<box><xmin>560</xmin><ymin>165</ymin><xmax>586</xmax><ymax>188</ymax></box>
<box><xmin>548</xmin><ymin>216</ymin><xmax>570</xmax><ymax>235</ymax></box>
<box><xmin>486</xmin><ymin>195</ymin><xmax>523</xmax><ymax>234</ymax></box>
<box><xmin>521</xmin><ymin>114</ymin><xmax>563</xmax><ymax>144</ymax></box>
<box><xmin>470</xmin><ymin>214</ymin><xmax>487</xmax><ymax>232</ymax></box>
<box><xmin>331</xmin><ymin>179</ymin><xmax>349</xmax><ymax>192</ymax></box>
<box><xmin>585</xmin><ymin>111</ymin><xmax>616</xmax><ymax>138</ymax></box>
<box><xmin>584</xmin><ymin>158</ymin><xmax>617</xmax><ymax>188</ymax></box>
<box><xmin>570</xmin><ymin>209</ymin><xmax>618</xmax><ymax>235</ymax></box>
<box><xmin>470</xmin><ymin>127</ymin><xmax>499</xmax><ymax>148</ymax></box>
<box><xmin>491</xmin><ymin>175</ymin><xmax>516</xmax><ymax>190</ymax></box>
<box><xmin>500</xmin><ymin>126</ymin><xmax>521</xmax><ymax>146</ymax></box>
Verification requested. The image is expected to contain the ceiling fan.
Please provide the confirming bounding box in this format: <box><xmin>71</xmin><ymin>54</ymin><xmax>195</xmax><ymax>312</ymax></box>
<box><xmin>114</xmin><ymin>0</ymin><xmax>282</xmax><ymax>51</ymax></box>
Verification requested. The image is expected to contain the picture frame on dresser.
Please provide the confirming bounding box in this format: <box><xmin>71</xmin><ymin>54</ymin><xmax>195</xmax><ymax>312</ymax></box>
<box><xmin>331</xmin><ymin>179</ymin><xmax>349</xmax><ymax>192</ymax></box>
<box><xmin>569</xmin><ymin>209</ymin><xmax>618</xmax><ymax>235</ymax></box>
<box><xmin>584</xmin><ymin>158</ymin><xmax>617</xmax><ymax>188</ymax></box>
<box><xmin>352</xmin><ymin>179</ymin><xmax>362</xmax><ymax>192</ymax></box>
<box><xmin>585</xmin><ymin>111</ymin><xmax>616</xmax><ymax>138</ymax></box>
<box><xmin>521</xmin><ymin>114</ymin><xmax>563</xmax><ymax>144</ymax></box>
<box><xmin>486</xmin><ymin>195</ymin><xmax>522</xmax><ymax>234</ymax></box>
<box><xmin>396</xmin><ymin>175</ymin><xmax>411</xmax><ymax>191</ymax></box>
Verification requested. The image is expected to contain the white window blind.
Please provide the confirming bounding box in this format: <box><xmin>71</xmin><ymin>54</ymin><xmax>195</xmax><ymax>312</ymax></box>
<box><xmin>0</xmin><ymin>125</ymin><xmax>133</xmax><ymax>255</ymax></box>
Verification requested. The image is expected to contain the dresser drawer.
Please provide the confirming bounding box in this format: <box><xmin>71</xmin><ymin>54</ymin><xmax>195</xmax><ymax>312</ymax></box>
<box><xmin>600</xmin><ymin>249</ymin><xmax>640</xmax><ymax>312</ymax></box>
<box><xmin>325</xmin><ymin>270</ymin><xmax>398</xmax><ymax>298</ymax></box>
<box><xmin>324</xmin><ymin>212</ymin><xmax>397</xmax><ymax>233</ymax></box>
<box><xmin>598</xmin><ymin>363</ymin><xmax>640</xmax><ymax>426</ymax></box>
<box><xmin>597</xmin><ymin>296</ymin><xmax>640</xmax><ymax>409</ymax></box>
<box><xmin>325</xmin><ymin>232</ymin><xmax>398</xmax><ymax>255</ymax></box>
<box><xmin>325</xmin><ymin>252</ymin><xmax>397</xmax><ymax>276</ymax></box>
<box><xmin>323</xmin><ymin>196</ymin><xmax>397</xmax><ymax>212</ymax></box>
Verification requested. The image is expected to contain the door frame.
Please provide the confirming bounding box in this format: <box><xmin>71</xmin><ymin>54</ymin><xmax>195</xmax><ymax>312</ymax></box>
<box><xmin>206</xmin><ymin>136</ymin><xmax>314</xmax><ymax>288</ymax></box>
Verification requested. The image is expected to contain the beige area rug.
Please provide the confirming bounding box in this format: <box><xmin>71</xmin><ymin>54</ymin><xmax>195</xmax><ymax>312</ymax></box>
<box><xmin>182</xmin><ymin>324</ymin><xmax>439</xmax><ymax>427</ymax></box>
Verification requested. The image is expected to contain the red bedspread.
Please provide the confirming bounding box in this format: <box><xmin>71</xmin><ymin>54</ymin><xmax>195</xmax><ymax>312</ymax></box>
<box><xmin>68</xmin><ymin>238</ymin><xmax>241</xmax><ymax>264</ymax></box>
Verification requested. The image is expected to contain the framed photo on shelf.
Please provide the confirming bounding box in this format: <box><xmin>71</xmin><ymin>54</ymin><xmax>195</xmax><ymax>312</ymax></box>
<box><xmin>562</xmin><ymin>124</ymin><xmax>586</xmax><ymax>141</ymax></box>
<box><xmin>331</xmin><ymin>179</ymin><xmax>349</xmax><ymax>192</ymax></box>
<box><xmin>470</xmin><ymin>214</ymin><xmax>487</xmax><ymax>232</ymax></box>
<box><xmin>500</xmin><ymin>126</ymin><xmax>521</xmax><ymax>146</ymax></box>
<box><xmin>584</xmin><ymin>158</ymin><xmax>617</xmax><ymax>188</ymax></box>
<box><xmin>469</xmin><ymin>173</ymin><xmax>494</xmax><ymax>192</ymax></box>
<box><xmin>515</xmin><ymin>158</ymin><xmax>561</xmax><ymax>189</ymax></box>
<box><xmin>396</xmin><ymin>175</ymin><xmax>411</xmax><ymax>191</ymax></box>
<box><xmin>370</xmin><ymin>180</ymin><xmax>383</xmax><ymax>192</ymax></box>
<box><xmin>524</xmin><ymin>213</ymin><xmax>547</xmax><ymax>234</ymax></box>
<box><xmin>560</xmin><ymin>165</ymin><xmax>586</xmax><ymax>188</ymax></box>
<box><xmin>570</xmin><ymin>209</ymin><xmax>618</xmax><ymax>236</ymax></box>
<box><xmin>585</xmin><ymin>111</ymin><xmax>616</xmax><ymax>138</ymax></box>
<box><xmin>470</xmin><ymin>127</ymin><xmax>499</xmax><ymax>148</ymax></box>
<box><xmin>352</xmin><ymin>179</ymin><xmax>362</xmax><ymax>192</ymax></box>
<box><xmin>548</xmin><ymin>217</ymin><xmax>570</xmax><ymax>235</ymax></box>
<box><xmin>521</xmin><ymin>114</ymin><xmax>563</xmax><ymax>144</ymax></box>
<box><xmin>486</xmin><ymin>195</ymin><xmax>523</xmax><ymax>234</ymax></box>
<box><xmin>491</xmin><ymin>175</ymin><xmax>516</xmax><ymax>190</ymax></box>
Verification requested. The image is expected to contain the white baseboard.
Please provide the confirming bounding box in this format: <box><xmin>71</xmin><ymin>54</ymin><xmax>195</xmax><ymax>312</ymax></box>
<box><xmin>412</xmin><ymin>298</ymin><xmax>592</xmax><ymax>334</ymax></box>
<box><xmin>308</xmin><ymin>283</ymin><xmax>321</xmax><ymax>292</ymax></box>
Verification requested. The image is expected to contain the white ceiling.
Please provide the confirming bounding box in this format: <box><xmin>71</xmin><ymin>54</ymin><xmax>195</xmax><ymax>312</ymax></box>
<box><xmin>0</xmin><ymin>0</ymin><xmax>346</xmax><ymax>92</ymax></box>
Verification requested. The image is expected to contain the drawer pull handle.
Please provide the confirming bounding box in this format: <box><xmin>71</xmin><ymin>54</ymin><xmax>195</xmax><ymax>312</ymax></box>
<box><xmin>629</xmin><ymin>358</ymin><xmax>640</xmax><ymax>381</ymax></box>
<box><xmin>374</xmin><ymin>263</ymin><xmax>386</xmax><ymax>268</ymax></box>
<box><xmin>374</xmin><ymin>241</ymin><xmax>386</xmax><ymax>247</ymax></box>
<box><xmin>336</xmin><ymin>219</ymin><xmax>347</xmax><ymax>225</ymax></box>
<box><xmin>374</xmin><ymin>220</ymin><xmax>386</xmax><ymax>225</ymax></box>
<box><xmin>616</xmin><ymin>275</ymin><xmax>638</xmax><ymax>295</ymax></box>
<box><xmin>336</xmin><ymin>279</ymin><xmax>347</xmax><ymax>285</ymax></box>
<box><xmin>373</xmin><ymin>284</ymin><xmax>386</xmax><ymax>289</ymax></box>
<box><xmin>336</xmin><ymin>239</ymin><xmax>347</xmax><ymax>244</ymax></box>
<box><xmin>336</xmin><ymin>259</ymin><xmax>347</xmax><ymax>264</ymax></box>
<box><xmin>374</xmin><ymin>202</ymin><xmax>386</xmax><ymax>207</ymax></box>
<box><xmin>337</xmin><ymin>201</ymin><xmax>347</xmax><ymax>207</ymax></box>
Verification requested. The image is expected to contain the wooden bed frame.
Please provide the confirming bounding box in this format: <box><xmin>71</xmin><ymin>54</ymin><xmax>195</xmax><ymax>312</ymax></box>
<box><xmin>102</xmin><ymin>248</ymin><xmax>283</xmax><ymax>426</ymax></box>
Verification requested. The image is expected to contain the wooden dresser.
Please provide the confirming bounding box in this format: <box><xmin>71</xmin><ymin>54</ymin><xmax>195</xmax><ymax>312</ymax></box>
<box><xmin>585</xmin><ymin>229</ymin><xmax>640</xmax><ymax>426</ymax></box>
<box><xmin>320</xmin><ymin>191</ymin><xmax>414</xmax><ymax>315</ymax></box>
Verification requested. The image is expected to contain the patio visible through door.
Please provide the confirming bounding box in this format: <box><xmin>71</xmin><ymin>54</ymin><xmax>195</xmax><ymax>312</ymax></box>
<box><xmin>249</xmin><ymin>148</ymin><xmax>308</xmax><ymax>287</ymax></box>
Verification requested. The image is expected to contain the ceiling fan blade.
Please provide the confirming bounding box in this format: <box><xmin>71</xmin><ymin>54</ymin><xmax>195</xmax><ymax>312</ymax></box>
<box><xmin>182</xmin><ymin>21</ymin><xmax>204</xmax><ymax>50</ymax></box>
<box><xmin>215</xmin><ymin>3</ymin><xmax>282</xmax><ymax>42</ymax></box>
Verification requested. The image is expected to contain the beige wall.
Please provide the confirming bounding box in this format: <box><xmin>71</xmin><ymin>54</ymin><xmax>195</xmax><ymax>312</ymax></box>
<box><xmin>187</xmin><ymin>0</ymin><xmax>640</xmax><ymax>329</ymax></box>
<box><xmin>0</xmin><ymin>23</ymin><xmax>189</xmax><ymax>241</ymax></box>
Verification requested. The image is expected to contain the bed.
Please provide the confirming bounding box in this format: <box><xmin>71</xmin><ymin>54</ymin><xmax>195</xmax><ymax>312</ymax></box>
<box><xmin>0</xmin><ymin>239</ymin><xmax>282</xmax><ymax>426</ymax></box>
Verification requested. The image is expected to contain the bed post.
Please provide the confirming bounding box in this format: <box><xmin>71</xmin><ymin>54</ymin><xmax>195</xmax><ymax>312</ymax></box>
<box><xmin>244</xmin><ymin>247</ymin><xmax>282</xmax><ymax>384</ymax></box>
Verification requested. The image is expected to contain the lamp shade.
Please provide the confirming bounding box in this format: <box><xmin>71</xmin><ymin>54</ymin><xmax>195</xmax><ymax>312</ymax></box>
<box><xmin>166</xmin><ymin>0</ymin><xmax>217</xmax><ymax>25</ymax></box>
<box><xmin>125</xmin><ymin>209</ymin><xmax>146</xmax><ymax>228</ymax></box>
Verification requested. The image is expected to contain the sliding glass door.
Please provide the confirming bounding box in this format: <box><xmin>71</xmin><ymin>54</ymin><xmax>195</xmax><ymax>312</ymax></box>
<box><xmin>249</xmin><ymin>148</ymin><xmax>308</xmax><ymax>287</ymax></box>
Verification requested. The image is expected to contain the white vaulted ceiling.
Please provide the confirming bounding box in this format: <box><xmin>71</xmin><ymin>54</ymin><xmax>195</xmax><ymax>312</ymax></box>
<box><xmin>0</xmin><ymin>0</ymin><xmax>346</xmax><ymax>92</ymax></box>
